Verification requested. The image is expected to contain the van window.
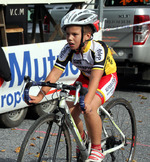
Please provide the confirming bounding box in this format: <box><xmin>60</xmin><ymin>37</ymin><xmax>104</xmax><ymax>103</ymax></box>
<box><xmin>104</xmin><ymin>0</ymin><xmax>150</xmax><ymax>6</ymax></box>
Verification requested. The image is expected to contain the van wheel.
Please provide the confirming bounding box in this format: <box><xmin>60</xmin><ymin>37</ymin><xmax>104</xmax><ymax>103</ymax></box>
<box><xmin>0</xmin><ymin>108</ymin><xmax>28</xmax><ymax>128</ymax></box>
<box><xmin>31</xmin><ymin>99</ymin><xmax>58</xmax><ymax>117</ymax></box>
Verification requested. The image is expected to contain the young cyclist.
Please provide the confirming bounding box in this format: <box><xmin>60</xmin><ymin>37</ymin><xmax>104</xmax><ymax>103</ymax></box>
<box><xmin>29</xmin><ymin>9</ymin><xmax>118</xmax><ymax>162</ymax></box>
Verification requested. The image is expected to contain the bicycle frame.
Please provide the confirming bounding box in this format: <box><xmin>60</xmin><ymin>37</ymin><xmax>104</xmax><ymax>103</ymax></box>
<box><xmin>100</xmin><ymin>106</ymin><xmax>126</xmax><ymax>156</ymax></box>
<box><xmin>56</xmin><ymin>90</ymin><xmax>126</xmax><ymax>160</ymax></box>
<box><xmin>56</xmin><ymin>90</ymin><xmax>89</xmax><ymax>161</ymax></box>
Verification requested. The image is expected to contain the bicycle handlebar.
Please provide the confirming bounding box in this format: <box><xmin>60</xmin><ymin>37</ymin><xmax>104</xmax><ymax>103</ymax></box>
<box><xmin>24</xmin><ymin>76</ymin><xmax>88</xmax><ymax>111</ymax></box>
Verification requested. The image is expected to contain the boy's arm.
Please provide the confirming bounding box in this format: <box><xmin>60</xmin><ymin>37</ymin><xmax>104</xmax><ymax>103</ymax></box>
<box><xmin>29</xmin><ymin>67</ymin><xmax>63</xmax><ymax>104</ymax></box>
<box><xmin>39</xmin><ymin>67</ymin><xmax>63</xmax><ymax>97</ymax></box>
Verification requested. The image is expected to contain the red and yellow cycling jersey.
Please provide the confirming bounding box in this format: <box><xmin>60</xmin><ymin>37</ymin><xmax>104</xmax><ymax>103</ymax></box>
<box><xmin>54</xmin><ymin>40</ymin><xmax>117</xmax><ymax>78</ymax></box>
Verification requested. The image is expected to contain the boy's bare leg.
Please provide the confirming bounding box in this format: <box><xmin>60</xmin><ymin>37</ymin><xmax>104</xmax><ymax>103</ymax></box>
<box><xmin>67</xmin><ymin>94</ymin><xmax>102</xmax><ymax>144</ymax></box>
<box><xmin>84</xmin><ymin>95</ymin><xmax>102</xmax><ymax>145</ymax></box>
<box><xmin>67</xmin><ymin>102</ymin><xmax>84</xmax><ymax>136</ymax></box>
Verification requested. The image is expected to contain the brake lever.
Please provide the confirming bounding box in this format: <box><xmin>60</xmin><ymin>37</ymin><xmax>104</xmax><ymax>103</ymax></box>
<box><xmin>74</xmin><ymin>84</ymin><xmax>81</xmax><ymax>105</ymax></box>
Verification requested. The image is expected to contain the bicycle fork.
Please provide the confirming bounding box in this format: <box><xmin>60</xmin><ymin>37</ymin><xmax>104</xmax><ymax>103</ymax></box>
<box><xmin>100</xmin><ymin>106</ymin><xmax>126</xmax><ymax>156</ymax></box>
<box><xmin>66</xmin><ymin>113</ymin><xmax>89</xmax><ymax>161</ymax></box>
<box><xmin>56</xmin><ymin>94</ymin><xmax>89</xmax><ymax>161</ymax></box>
<box><xmin>53</xmin><ymin>117</ymin><xmax>64</xmax><ymax>162</ymax></box>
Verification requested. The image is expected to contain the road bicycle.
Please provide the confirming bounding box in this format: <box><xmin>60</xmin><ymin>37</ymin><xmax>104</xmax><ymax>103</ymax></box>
<box><xmin>17</xmin><ymin>76</ymin><xmax>137</xmax><ymax>162</ymax></box>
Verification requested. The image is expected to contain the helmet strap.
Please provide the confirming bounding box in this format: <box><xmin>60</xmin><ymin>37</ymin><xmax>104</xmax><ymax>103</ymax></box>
<box><xmin>78</xmin><ymin>26</ymin><xmax>84</xmax><ymax>52</ymax></box>
<box><xmin>78</xmin><ymin>26</ymin><xmax>93</xmax><ymax>53</ymax></box>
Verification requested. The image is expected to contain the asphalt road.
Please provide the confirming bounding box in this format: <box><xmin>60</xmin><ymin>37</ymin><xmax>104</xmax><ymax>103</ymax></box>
<box><xmin>0</xmin><ymin>85</ymin><xmax>149</xmax><ymax>162</ymax></box>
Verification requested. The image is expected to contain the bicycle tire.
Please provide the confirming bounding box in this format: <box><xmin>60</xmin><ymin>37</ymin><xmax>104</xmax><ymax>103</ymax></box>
<box><xmin>101</xmin><ymin>98</ymin><xmax>137</xmax><ymax>162</ymax></box>
<box><xmin>17</xmin><ymin>113</ymin><xmax>72</xmax><ymax>162</ymax></box>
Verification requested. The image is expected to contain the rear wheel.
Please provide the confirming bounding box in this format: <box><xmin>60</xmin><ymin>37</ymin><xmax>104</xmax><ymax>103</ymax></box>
<box><xmin>101</xmin><ymin>98</ymin><xmax>137</xmax><ymax>162</ymax></box>
<box><xmin>17</xmin><ymin>113</ymin><xmax>72</xmax><ymax>162</ymax></box>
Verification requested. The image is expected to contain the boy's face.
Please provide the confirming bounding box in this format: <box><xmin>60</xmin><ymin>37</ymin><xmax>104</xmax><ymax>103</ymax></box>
<box><xmin>66</xmin><ymin>26</ymin><xmax>82</xmax><ymax>50</ymax></box>
<box><xmin>65</xmin><ymin>26</ymin><xmax>91</xmax><ymax>50</ymax></box>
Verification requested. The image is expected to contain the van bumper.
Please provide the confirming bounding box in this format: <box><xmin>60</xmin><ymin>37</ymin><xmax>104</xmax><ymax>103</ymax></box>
<box><xmin>117</xmin><ymin>66</ymin><xmax>138</xmax><ymax>75</ymax></box>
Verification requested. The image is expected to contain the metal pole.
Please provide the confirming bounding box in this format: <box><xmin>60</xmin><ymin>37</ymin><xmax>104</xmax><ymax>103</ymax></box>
<box><xmin>98</xmin><ymin>0</ymin><xmax>103</xmax><ymax>40</ymax></box>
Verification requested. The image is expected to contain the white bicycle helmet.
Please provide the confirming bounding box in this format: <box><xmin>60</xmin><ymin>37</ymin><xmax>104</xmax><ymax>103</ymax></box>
<box><xmin>61</xmin><ymin>9</ymin><xmax>99</xmax><ymax>33</ymax></box>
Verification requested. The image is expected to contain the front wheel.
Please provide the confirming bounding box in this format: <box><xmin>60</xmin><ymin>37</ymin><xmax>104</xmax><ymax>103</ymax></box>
<box><xmin>101</xmin><ymin>98</ymin><xmax>137</xmax><ymax>162</ymax></box>
<box><xmin>17</xmin><ymin>113</ymin><xmax>72</xmax><ymax>162</ymax></box>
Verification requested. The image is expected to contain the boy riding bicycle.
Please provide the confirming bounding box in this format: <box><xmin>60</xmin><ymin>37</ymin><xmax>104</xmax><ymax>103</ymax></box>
<box><xmin>29</xmin><ymin>9</ymin><xmax>118</xmax><ymax>162</ymax></box>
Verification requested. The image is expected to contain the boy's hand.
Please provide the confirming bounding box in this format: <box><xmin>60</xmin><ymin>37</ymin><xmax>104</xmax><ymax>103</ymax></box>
<box><xmin>29</xmin><ymin>95</ymin><xmax>43</xmax><ymax>104</ymax></box>
<box><xmin>83</xmin><ymin>103</ymin><xmax>92</xmax><ymax>114</ymax></box>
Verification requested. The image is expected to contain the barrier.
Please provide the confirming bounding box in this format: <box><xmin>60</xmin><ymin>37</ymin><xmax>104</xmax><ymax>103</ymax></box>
<box><xmin>0</xmin><ymin>40</ymin><xmax>79</xmax><ymax>113</ymax></box>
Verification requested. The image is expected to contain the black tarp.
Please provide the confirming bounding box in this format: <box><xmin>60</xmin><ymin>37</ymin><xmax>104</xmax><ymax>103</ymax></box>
<box><xmin>0</xmin><ymin>47</ymin><xmax>11</xmax><ymax>81</ymax></box>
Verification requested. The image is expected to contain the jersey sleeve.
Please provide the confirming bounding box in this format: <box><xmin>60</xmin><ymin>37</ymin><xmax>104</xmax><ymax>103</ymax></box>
<box><xmin>92</xmin><ymin>41</ymin><xmax>108</xmax><ymax>71</ymax></box>
<box><xmin>54</xmin><ymin>44</ymin><xmax>72</xmax><ymax>71</ymax></box>
<box><xmin>92</xmin><ymin>41</ymin><xmax>117</xmax><ymax>75</ymax></box>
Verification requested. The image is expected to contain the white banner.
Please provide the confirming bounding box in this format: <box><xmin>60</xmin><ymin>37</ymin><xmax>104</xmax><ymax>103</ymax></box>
<box><xmin>0</xmin><ymin>40</ymin><xmax>79</xmax><ymax>113</ymax></box>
